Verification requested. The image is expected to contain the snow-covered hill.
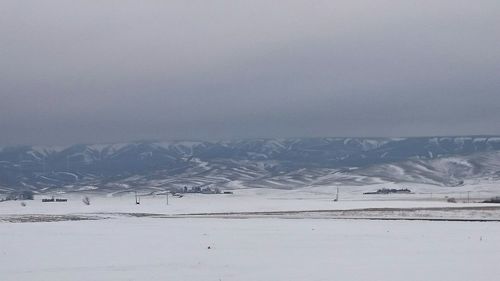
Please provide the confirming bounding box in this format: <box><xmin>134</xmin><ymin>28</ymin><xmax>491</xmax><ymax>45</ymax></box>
<box><xmin>1</xmin><ymin>136</ymin><xmax>500</xmax><ymax>193</ymax></box>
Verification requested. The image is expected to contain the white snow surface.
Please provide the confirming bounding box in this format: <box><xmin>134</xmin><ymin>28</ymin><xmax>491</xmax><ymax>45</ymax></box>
<box><xmin>1</xmin><ymin>183</ymin><xmax>499</xmax><ymax>216</ymax></box>
<box><xmin>1</xmin><ymin>182</ymin><xmax>500</xmax><ymax>216</ymax></box>
<box><xmin>1</xmin><ymin>218</ymin><xmax>500</xmax><ymax>281</ymax></box>
<box><xmin>1</xmin><ymin>184</ymin><xmax>500</xmax><ymax>281</ymax></box>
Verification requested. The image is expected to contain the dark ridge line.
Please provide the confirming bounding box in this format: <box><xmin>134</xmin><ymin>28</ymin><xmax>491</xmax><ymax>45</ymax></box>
<box><xmin>162</xmin><ymin>216</ymin><xmax>500</xmax><ymax>222</ymax></box>
<box><xmin>169</xmin><ymin>205</ymin><xmax>500</xmax><ymax>217</ymax></box>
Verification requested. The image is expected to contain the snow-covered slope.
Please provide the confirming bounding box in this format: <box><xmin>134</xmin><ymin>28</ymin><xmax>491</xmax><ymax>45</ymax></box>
<box><xmin>1</xmin><ymin>136</ymin><xmax>500</xmax><ymax>193</ymax></box>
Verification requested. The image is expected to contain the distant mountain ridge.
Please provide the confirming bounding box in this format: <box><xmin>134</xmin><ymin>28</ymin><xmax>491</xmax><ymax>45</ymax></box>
<box><xmin>1</xmin><ymin>136</ymin><xmax>500</xmax><ymax>194</ymax></box>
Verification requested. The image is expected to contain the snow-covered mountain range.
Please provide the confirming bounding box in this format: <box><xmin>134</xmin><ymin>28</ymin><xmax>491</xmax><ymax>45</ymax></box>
<box><xmin>1</xmin><ymin>136</ymin><xmax>500</xmax><ymax>194</ymax></box>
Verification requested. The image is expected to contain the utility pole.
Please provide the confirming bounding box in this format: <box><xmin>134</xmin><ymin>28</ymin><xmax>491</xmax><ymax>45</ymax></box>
<box><xmin>467</xmin><ymin>191</ymin><xmax>470</xmax><ymax>203</ymax></box>
<box><xmin>334</xmin><ymin>187</ymin><xmax>339</xmax><ymax>202</ymax></box>
<box><xmin>135</xmin><ymin>191</ymin><xmax>140</xmax><ymax>205</ymax></box>
<box><xmin>166</xmin><ymin>192</ymin><xmax>169</xmax><ymax>205</ymax></box>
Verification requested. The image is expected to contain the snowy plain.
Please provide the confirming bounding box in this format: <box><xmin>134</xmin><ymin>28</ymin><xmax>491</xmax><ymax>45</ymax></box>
<box><xmin>1</xmin><ymin>218</ymin><xmax>500</xmax><ymax>281</ymax></box>
<box><xmin>2</xmin><ymin>182</ymin><xmax>500</xmax><ymax>215</ymax></box>
<box><xmin>1</xmin><ymin>183</ymin><xmax>500</xmax><ymax>281</ymax></box>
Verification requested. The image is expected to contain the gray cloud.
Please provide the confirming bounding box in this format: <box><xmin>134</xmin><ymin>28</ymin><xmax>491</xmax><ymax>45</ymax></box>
<box><xmin>1</xmin><ymin>0</ymin><xmax>500</xmax><ymax>145</ymax></box>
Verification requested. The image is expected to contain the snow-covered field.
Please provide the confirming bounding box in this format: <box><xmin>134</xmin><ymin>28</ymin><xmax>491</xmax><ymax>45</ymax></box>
<box><xmin>2</xmin><ymin>183</ymin><xmax>500</xmax><ymax>216</ymax></box>
<box><xmin>1</xmin><ymin>184</ymin><xmax>500</xmax><ymax>280</ymax></box>
<box><xmin>1</xmin><ymin>218</ymin><xmax>500</xmax><ymax>281</ymax></box>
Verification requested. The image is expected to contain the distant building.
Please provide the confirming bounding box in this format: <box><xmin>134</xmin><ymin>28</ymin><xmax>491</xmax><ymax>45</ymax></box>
<box><xmin>364</xmin><ymin>188</ymin><xmax>412</xmax><ymax>195</ymax></box>
<box><xmin>42</xmin><ymin>196</ymin><xmax>68</xmax><ymax>202</ymax></box>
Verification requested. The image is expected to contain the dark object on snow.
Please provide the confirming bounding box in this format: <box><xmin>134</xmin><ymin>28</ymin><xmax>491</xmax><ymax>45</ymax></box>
<box><xmin>180</xmin><ymin>185</ymin><xmax>222</xmax><ymax>194</ymax></box>
<box><xmin>447</xmin><ymin>197</ymin><xmax>457</xmax><ymax>203</ymax></box>
<box><xmin>42</xmin><ymin>197</ymin><xmax>67</xmax><ymax>202</ymax></box>
<box><xmin>483</xmin><ymin>196</ymin><xmax>500</xmax><ymax>203</ymax></box>
<box><xmin>82</xmin><ymin>196</ymin><xmax>90</xmax><ymax>205</ymax></box>
<box><xmin>364</xmin><ymin>188</ymin><xmax>412</xmax><ymax>195</ymax></box>
<box><xmin>207</xmin><ymin>246</ymin><xmax>211</xmax><ymax>249</ymax></box>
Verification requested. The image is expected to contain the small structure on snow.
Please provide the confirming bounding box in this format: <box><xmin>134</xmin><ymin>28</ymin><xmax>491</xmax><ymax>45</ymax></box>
<box><xmin>364</xmin><ymin>188</ymin><xmax>412</xmax><ymax>195</ymax></box>
<box><xmin>483</xmin><ymin>196</ymin><xmax>500</xmax><ymax>203</ymax></box>
<box><xmin>42</xmin><ymin>196</ymin><xmax>68</xmax><ymax>202</ymax></box>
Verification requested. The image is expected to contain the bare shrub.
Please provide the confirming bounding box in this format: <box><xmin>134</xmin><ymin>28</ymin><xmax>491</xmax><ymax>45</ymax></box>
<box><xmin>20</xmin><ymin>201</ymin><xmax>27</xmax><ymax>207</ymax></box>
<box><xmin>82</xmin><ymin>196</ymin><xmax>91</xmax><ymax>205</ymax></box>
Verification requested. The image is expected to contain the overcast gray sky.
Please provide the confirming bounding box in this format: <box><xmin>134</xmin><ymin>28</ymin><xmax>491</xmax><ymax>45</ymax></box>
<box><xmin>1</xmin><ymin>0</ymin><xmax>500</xmax><ymax>146</ymax></box>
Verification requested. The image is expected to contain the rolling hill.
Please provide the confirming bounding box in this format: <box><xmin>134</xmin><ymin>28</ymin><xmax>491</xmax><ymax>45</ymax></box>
<box><xmin>1</xmin><ymin>136</ymin><xmax>500</xmax><ymax>194</ymax></box>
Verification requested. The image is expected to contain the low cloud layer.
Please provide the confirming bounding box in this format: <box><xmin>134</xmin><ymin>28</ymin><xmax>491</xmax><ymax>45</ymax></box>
<box><xmin>1</xmin><ymin>1</ymin><xmax>500</xmax><ymax>145</ymax></box>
